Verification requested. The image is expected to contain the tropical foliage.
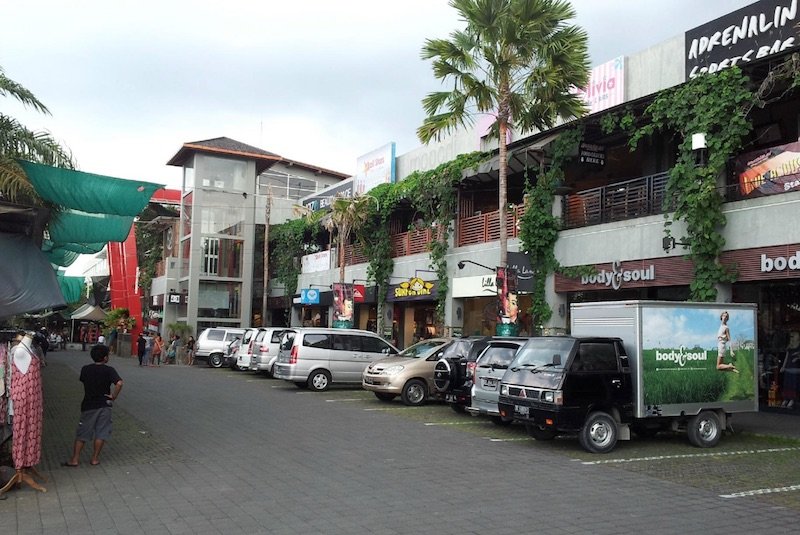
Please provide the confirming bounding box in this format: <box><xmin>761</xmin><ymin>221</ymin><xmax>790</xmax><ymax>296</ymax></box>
<box><xmin>418</xmin><ymin>0</ymin><xmax>589</xmax><ymax>265</ymax></box>
<box><xmin>0</xmin><ymin>66</ymin><xmax>75</xmax><ymax>204</ymax></box>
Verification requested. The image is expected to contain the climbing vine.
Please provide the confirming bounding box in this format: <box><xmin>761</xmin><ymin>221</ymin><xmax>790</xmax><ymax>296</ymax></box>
<box><xmin>630</xmin><ymin>67</ymin><xmax>753</xmax><ymax>301</ymax></box>
<box><xmin>518</xmin><ymin>128</ymin><xmax>588</xmax><ymax>333</ymax></box>
<box><xmin>271</xmin><ymin>217</ymin><xmax>322</xmax><ymax>298</ymax></box>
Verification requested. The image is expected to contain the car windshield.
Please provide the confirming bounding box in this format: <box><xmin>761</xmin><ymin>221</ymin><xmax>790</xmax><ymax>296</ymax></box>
<box><xmin>398</xmin><ymin>339</ymin><xmax>447</xmax><ymax>359</ymax></box>
<box><xmin>511</xmin><ymin>338</ymin><xmax>575</xmax><ymax>370</ymax></box>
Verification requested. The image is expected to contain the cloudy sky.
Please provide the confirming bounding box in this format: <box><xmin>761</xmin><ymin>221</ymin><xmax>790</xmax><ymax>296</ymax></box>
<box><xmin>2</xmin><ymin>0</ymin><xmax>755</xmax><ymax>189</ymax></box>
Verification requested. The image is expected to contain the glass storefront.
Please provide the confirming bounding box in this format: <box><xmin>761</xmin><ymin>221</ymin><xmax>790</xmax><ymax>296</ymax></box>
<box><xmin>197</xmin><ymin>281</ymin><xmax>242</xmax><ymax>319</ymax></box>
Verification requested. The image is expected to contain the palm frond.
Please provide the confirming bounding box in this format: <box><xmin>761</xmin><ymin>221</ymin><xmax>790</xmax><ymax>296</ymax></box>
<box><xmin>0</xmin><ymin>67</ymin><xmax>50</xmax><ymax>115</ymax></box>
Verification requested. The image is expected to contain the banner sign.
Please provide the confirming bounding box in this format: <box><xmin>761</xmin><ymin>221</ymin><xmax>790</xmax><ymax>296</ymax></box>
<box><xmin>354</xmin><ymin>142</ymin><xmax>396</xmax><ymax>196</ymax></box>
<box><xmin>300</xmin><ymin>288</ymin><xmax>320</xmax><ymax>305</ymax></box>
<box><xmin>579</xmin><ymin>142</ymin><xmax>605</xmax><ymax>166</ymax></box>
<box><xmin>574</xmin><ymin>56</ymin><xmax>625</xmax><ymax>114</ymax></box>
<box><xmin>507</xmin><ymin>252</ymin><xmax>534</xmax><ymax>293</ymax></box>
<box><xmin>685</xmin><ymin>0</ymin><xmax>800</xmax><ymax>79</ymax></box>
<box><xmin>735</xmin><ymin>140</ymin><xmax>800</xmax><ymax>197</ymax></box>
<box><xmin>496</xmin><ymin>267</ymin><xmax>519</xmax><ymax>327</ymax></box>
<box><xmin>353</xmin><ymin>284</ymin><xmax>366</xmax><ymax>303</ymax></box>
<box><xmin>332</xmin><ymin>283</ymin><xmax>354</xmax><ymax>323</ymax></box>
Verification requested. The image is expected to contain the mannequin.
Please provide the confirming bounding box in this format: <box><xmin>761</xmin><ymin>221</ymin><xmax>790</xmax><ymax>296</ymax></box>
<box><xmin>0</xmin><ymin>333</ymin><xmax>47</xmax><ymax>497</ymax></box>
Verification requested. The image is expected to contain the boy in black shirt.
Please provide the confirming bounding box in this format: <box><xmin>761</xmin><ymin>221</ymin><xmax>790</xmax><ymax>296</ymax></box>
<box><xmin>65</xmin><ymin>344</ymin><xmax>123</xmax><ymax>467</ymax></box>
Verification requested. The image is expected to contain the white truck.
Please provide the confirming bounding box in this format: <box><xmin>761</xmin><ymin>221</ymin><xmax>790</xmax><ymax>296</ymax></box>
<box><xmin>498</xmin><ymin>300</ymin><xmax>758</xmax><ymax>453</ymax></box>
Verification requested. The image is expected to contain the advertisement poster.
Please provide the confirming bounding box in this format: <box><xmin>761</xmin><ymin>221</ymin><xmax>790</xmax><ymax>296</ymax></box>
<box><xmin>332</xmin><ymin>282</ymin><xmax>354</xmax><ymax>328</ymax></box>
<box><xmin>735</xmin><ymin>140</ymin><xmax>800</xmax><ymax>197</ymax></box>
<box><xmin>353</xmin><ymin>143</ymin><xmax>396</xmax><ymax>196</ymax></box>
<box><xmin>641</xmin><ymin>307</ymin><xmax>755</xmax><ymax>405</ymax></box>
<box><xmin>495</xmin><ymin>267</ymin><xmax>519</xmax><ymax>327</ymax></box>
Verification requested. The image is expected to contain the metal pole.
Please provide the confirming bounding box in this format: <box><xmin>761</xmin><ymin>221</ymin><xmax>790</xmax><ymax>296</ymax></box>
<box><xmin>261</xmin><ymin>185</ymin><xmax>272</xmax><ymax>327</ymax></box>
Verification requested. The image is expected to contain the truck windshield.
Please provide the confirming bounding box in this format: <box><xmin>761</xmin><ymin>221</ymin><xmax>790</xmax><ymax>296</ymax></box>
<box><xmin>511</xmin><ymin>338</ymin><xmax>574</xmax><ymax>370</ymax></box>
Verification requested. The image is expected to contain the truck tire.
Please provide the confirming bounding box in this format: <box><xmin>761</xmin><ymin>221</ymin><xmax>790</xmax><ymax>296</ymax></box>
<box><xmin>579</xmin><ymin>411</ymin><xmax>618</xmax><ymax>454</ymax></box>
<box><xmin>687</xmin><ymin>411</ymin><xmax>722</xmax><ymax>448</ymax></box>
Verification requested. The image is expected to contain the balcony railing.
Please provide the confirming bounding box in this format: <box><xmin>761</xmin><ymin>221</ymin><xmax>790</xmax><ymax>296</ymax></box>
<box><xmin>563</xmin><ymin>172</ymin><xmax>670</xmax><ymax>229</ymax></box>
<box><xmin>457</xmin><ymin>205</ymin><xmax>525</xmax><ymax>247</ymax></box>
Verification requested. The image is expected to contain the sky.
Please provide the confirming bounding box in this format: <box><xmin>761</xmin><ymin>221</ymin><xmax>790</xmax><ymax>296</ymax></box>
<box><xmin>2</xmin><ymin>0</ymin><xmax>756</xmax><ymax>190</ymax></box>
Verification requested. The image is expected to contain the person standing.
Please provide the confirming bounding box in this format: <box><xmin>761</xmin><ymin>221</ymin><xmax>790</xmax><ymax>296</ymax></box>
<box><xmin>136</xmin><ymin>333</ymin><xmax>146</xmax><ymax>366</ymax></box>
<box><xmin>97</xmin><ymin>333</ymin><xmax>106</xmax><ymax>346</ymax></box>
<box><xmin>186</xmin><ymin>335</ymin><xmax>195</xmax><ymax>366</ymax></box>
<box><xmin>153</xmin><ymin>335</ymin><xmax>164</xmax><ymax>367</ymax></box>
<box><xmin>65</xmin><ymin>344</ymin><xmax>123</xmax><ymax>467</ymax></box>
<box><xmin>143</xmin><ymin>333</ymin><xmax>153</xmax><ymax>367</ymax></box>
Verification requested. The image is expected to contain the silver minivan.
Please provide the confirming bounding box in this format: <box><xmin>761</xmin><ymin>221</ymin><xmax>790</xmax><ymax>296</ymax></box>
<box><xmin>195</xmin><ymin>327</ymin><xmax>246</xmax><ymax>368</ymax></box>
<box><xmin>468</xmin><ymin>339</ymin><xmax>527</xmax><ymax>425</ymax></box>
<box><xmin>249</xmin><ymin>328</ymin><xmax>292</xmax><ymax>376</ymax></box>
<box><xmin>274</xmin><ymin>328</ymin><xmax>399</xmax><ymax>391</ymax></box>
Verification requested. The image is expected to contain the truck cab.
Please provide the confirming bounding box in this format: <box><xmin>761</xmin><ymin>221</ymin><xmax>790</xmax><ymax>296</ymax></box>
<box><xmin>498</xmin><ymin>336</ymin><xmax>634</xmax><ymax>453</ymax></box>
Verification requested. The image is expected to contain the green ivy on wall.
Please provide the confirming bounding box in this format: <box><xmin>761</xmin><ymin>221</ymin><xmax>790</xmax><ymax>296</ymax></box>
<box><xmin>271</xmin><ymin>217</ymin><xmax>322</xmax><ymax>298</ymax></box>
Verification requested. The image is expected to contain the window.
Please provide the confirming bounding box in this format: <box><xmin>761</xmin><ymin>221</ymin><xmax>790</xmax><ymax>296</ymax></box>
<box><xmin>361</xmin><ymin>335</ymin><xmax>394</xmax><ymax>354</ymax></box>
<box><xmin>205</xmin><ymin>329</ymin><xmax>224</xmax><ymax>341</ymax></box>
<box><xmin>334</xmin><ymin>334</ymin><xmax>360</xmax><ymax>351</ymax></box>
<box><xmin>203</xmin><ymin>237</ymin><xmax>219</xmax><ymax>276</ymax></box>
<box><xmin>303</xmin><ymin>334</ymin><xmax>331</xmax><ymax>349</ymax></box>
<box><xmin>578</xmin><ymin>343</ymin><xmax>619</xmax><ymax>372</ymax></box>
<box><xmin>478</xmin><ymin>344</ymin><xmax>520</xmax><ymax>368</ymax></box>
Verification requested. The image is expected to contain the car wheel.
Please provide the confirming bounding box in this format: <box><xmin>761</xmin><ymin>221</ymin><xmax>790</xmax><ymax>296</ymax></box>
<box><xmin>401</xmin><ymin>379</ymin><xmax>428</xmax><ymax>406</ymax></box>
<box><xmin>579</xmin><ymin>411</ymin><xmax>618</xmax><ymax>454</ymax></box>
<box><xmin>374</xmin><ymin>392</ymin><xmax>396</xmax><ymax>402</ymax></box>
<box><xmin>208</xmin><ymin>354</ymin><xmax>223</xmax><ymax>368</ymax></box>
<box><xmin>308</xmin><ymin>370</ymin><xmax>331</xmax><ymax>391</ymax></box>
<box><xmin>267</xmin><ymin>364</ymin><xmax>276</xmax><ymax>378</ymax></box>
<box><xmin>450</xmin><ymin>403</ymin><xmax>467</xmax><ymax>414</ymax></box>
<box><xmin>526</xmin><ymin>423</ymin><xmax>557</xmax><ymax>440</ymax></box>
<box><xmin>491</xmin><ymin>415</ymin><xmax>514</xmax><ymax>426</ymax></box>
<box><xmin>687</xmin><ymin>411</ymin><xmax>722</xmax><ymax>448</ymax></box>
<box><xmin>294</xmin><ymin>381</ymin><xmax>308</xmax><ymax>389</ymax></box>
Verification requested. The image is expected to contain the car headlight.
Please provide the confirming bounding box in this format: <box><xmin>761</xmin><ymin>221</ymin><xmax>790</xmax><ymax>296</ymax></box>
<box><xmin>500</xmin><ymin>384</ymin><xmax>508</xmax><ymax>396</ymax></box>
<box><xmin>542</xmin><ymin>391</ymin><xmax>554</xmax><ymax>403</ymax></box>
<box><xmin>382</xmin><ymin>365</ymin><xmax>404</xmax><ymax>376</ymax></box>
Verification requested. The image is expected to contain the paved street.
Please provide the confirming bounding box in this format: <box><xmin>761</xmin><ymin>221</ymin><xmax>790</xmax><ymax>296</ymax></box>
<box><xmin>2</xmin><ymin>348</ymin><xmax>800</xmax><ymax>534</ymax></box>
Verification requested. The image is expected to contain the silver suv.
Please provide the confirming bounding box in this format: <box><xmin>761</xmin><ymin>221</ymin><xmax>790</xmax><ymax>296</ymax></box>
<box><xmin>468</xmin><ymin>339</ymin><xmax>528</xmax><ymax>425</ymax></box>
<box><xmin>195</xmin><ymin>327</ymin><xmax>245</xmax><ymax>368</ymax></box>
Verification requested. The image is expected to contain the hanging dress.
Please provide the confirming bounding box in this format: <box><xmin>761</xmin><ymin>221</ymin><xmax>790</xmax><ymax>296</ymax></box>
<box><xmin>10</xmin><ymin>342</ymin><xmax>43</xmax><ymax>470</ymax></box>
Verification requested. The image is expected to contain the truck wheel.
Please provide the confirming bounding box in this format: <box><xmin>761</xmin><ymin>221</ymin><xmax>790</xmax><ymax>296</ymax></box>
<box><xmin>208</xmin><ymin>354</ymin><xmax>223</xmax><ymax>368</ymax></box>
<box><xmin>579</xmin><ymin>411</ymin><xmax>618</xmax><ymax>454</ymax></box>
<box><xmin>527</xmin><ymin>423</ymin><xmax>557</xmax><ymax>440</ymax></box>
<box><xmin>687</xmin><ymin>411</ymin><xmax>722</xmax><ymax>448</ymax></box>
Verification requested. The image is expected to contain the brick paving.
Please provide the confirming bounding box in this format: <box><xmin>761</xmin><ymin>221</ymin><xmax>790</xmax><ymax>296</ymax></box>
<box><xmin>2</xmin><ymin>349</ymin><xmax>799</xmax><ymax>533</ymax></box>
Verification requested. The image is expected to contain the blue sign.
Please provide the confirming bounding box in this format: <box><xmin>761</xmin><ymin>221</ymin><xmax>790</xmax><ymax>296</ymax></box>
<box><xmin>301</xmin><ymin>288</ymin><xmax>320</xmax><ymax>304</ymax></box>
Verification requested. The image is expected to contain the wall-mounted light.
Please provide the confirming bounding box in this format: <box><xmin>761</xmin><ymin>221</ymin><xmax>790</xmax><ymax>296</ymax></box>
<box><xmin>691</xmin><ymin>132</ymin><xmax>707</xmax><ymax>167</ymax></box>
<box><xmin>457</xmin><ymin>260</ymin><xmax>495</xmax><ymax>272</ymax></box>
<box><xmin>662</xmin><ymin>236</ymin><xmax>690</xmax><ymax>253</ymax></box>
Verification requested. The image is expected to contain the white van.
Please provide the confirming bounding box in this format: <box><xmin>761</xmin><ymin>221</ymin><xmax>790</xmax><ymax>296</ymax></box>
<box><xmin>273</xmin><ymin>328</ymin><xmax>398</xmax><ymax>391</ymax></box>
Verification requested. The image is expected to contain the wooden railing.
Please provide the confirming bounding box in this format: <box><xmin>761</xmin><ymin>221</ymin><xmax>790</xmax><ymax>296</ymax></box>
<box><xmin>457</xmin><ymin>205</ymin><xmax>524</xmax><ymax>247</ymax></box>
<box><xmin>563</xmin><ymin>172</ymin><xmax>670</xmax><ymax>229</ymax></box>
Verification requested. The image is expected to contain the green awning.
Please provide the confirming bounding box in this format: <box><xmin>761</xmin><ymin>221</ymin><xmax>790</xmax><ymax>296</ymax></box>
<box><xmin>57</xmin><ymin>272</ymin><xmax>85</xmax><ymax>303</ymax></box>
<box><xmin>19</xmin><ymin>160</ymin><xmax>163</xmax><ymax>216</ymax></box>
<box><xmin>44</xmin><ymin>247</ymin><xmax>80</xmax><ymax>267</ymax></box>
<box><xmin>48</xmin><ymin>209</ymin><xmax>135</xmax><ymax>244</ymax></box>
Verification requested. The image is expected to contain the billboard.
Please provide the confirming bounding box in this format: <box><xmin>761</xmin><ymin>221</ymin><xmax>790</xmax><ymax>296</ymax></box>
<box><xmin>354</xmin><ymin>143</ymin><xmax>396</xmax><ymax>196</ymax></box>
<box><xmin>641</xmin><ymin>306</ymin><xmax>756</xmax><ymax>405</ymax></box>
<box><xmin>735</xmin><ymin>140</ymin><xmax>800</xmax><ymax>197</ymax></box>
<box><xmin>574</xmin><ymin>56</ymin><xmax>625</xmax><ymax>114</ymax></box>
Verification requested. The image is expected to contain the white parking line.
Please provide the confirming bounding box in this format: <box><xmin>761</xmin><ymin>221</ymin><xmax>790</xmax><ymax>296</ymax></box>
<box><xmin>363</xmin><ymin>407</ymin><xmax>397</xmax><ymax>411</ymax></box>
<box><xmin>325</xmin><ymin>398</ymin><xmax>363</xmax><ymax>402</ymax></box>
<box><xmin>488</xmin><ymin>437</ymin><xmax>534</xmax><ymax>442</ymax></box>
<box><xmin>580</xmin><ymin>446</ymin><xmax>800</xmax><ymax>465</ymax></box>
<box><xmin>720</xmin><ymin>484</ymin><xmax>800</xmax><ymax>499</ymax></box>
<box><xmin>424</xmin><ymin>421</ymin><xmax>487</xmax><ymax>426</ymax></box>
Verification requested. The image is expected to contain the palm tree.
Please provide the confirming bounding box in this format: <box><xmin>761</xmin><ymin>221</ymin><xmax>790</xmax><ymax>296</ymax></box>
<box><xmin>417</xmin><ymin>0</ymin><xmax>590</xmax><ymax>265</ymax></box>
<box><xmin>1</xmin><ymin>65</ymin><xmax>75</xmax><ymax>204</ymax></box>
<box><xmin>324</xmin><ymin>194</ymin><xmax>378</xmax><ymax>284</ymax></box>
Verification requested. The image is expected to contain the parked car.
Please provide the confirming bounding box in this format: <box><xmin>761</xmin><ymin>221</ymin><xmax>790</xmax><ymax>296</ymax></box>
<box><xmin>468</xmin><ymin>339</ymin><xmax>528</xmax><ymax>424</ymax></box>
<box><xmin>250</xmin><ymin>328</ymin><xmax>292</xmax><ymax>376</ymax></box>
<box><xmin>362</xmin><ymin>338</ymin><xmax>451</xmax><ymax>405</ymax></box>
<box><xmin>232</xmin><ymin>328</ymin><xmax>265</xmax><ymax>370</ymax></box>
<box><xmin>433</xmin><ymin>336</ymin><xmax>529</xmax><ymax>413</ymax></box>
<box><xmin>273</xmin><ymin>328</ymin><xmax>399</xmax><ymax>391</ymax></box>
<box><xmin>195</xmin><ymin>327</ymin><xmax>246</xmax><ymax>368</ymax></box>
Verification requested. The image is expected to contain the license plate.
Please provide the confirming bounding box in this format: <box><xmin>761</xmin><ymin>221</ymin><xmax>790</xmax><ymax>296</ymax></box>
<box><xmin>446</xmin><ymin>394</ymin><xmax>457</xmax><ymax>403</ymax></box>
<box><xmin>364</xmin><ymin>377</ymin><xmax>375</xmax><ymax>385</ymax></box>
<box><xmin>482</xmin><ymin>378</ymin><xmax>497</xmax><ymax>389</ymax></box>
<box><xmin>515</xmin><ymin>405</ymin><xmax>529</xmax><ymax>417</ymax></box>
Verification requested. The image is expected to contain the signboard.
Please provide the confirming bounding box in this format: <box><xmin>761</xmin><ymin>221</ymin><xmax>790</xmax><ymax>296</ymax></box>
<box><xmin>574</xmin><ymin>56</ymin><xmax>625</xmax><ymax>114</ymax></box>
<box><xmin>353</xmin><ymin>284</ymin><xmax>366</xmax><ymax>303</ymax></box>
<box><xmin>495</xmin><ymin>267</ymin><xmax>519</xmax><ymax>327</ymax></box>
<box><xmin>507</xmin><ymin>252</ymin><xmax>534</xmax><ymax>293</ymax></box>
<box><xmin>354</xmin><ymin>143</ymin><xmax>396</xmax><ymax>196</ymax></box>
<box><xmin>387</xmin><ymin>277</ymin><xmax>437</xmax><ymax>302</ymax></box>
<box><xmin>332</xmin><ymin>283</ymin><xmax>354</xmax><ymax>325</ymax></box>
<box><xmin>300</xmin><ymin>288</ymin><xmax>320</xmax><ymax>305</ymax></box>
<box><xmin>168</xmin><ymin>292</ymin><xmax>187</xmax><ymax>305</ymax></box>
<box><xmin>641</xmin><ymin>306</ymin><xmax>755</xmax><ymax>405</ymax></box>
<box><xmin>685</xmin><ymin>0</ymin><xmax>800</xmax><ymax>79</ymax></box>
<box><xmin>301</xmin><ymin>250</ymin><xmax>331</xmax><ymax>274</ymax></box>
<box><xmin>301</xmin><ymin>179</ymin><xmax>354</xmax><ymax>212</ymax></box>
<box><xmin>735</xmin><ymin>140</ymin><xmax>800</xmax><ymax>197</ymax></box>
<box><xmin>579</xmin><ymin>142</ymin><xmax>605</xmax><ymax>166</ymax></box>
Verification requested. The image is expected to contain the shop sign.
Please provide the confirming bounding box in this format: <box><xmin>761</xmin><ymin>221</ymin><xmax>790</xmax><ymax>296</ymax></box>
<box><xmin>353</xmin><ymin>284</ymin><xmax>366</xmax><ymax>303</ymax></box>
<box><xmin>581</xmin><ymin>261</ymin><xmax>655</xmax><ymax>290</ymax></box>
<box><xmin>301</xmin><ymin>250</ymin><xmax>331</xmax><ymax>274</ymax></box>
<box><xmin>736</xmin><ymin>140</ymin><xmax>800</xmax><ymax>197</ymax></box>
<box><xmin>507</xmin><ymin>252</ymin><xmax>534</xmax><ymax>293</ymax></box>
<box><xmin>574</xmin><ymin>56</ymin><xmax>625</xmax><ymax>114</ymax></box>
<box><xmin>151</xmin><ymin>294</ymin><xmax>164</xmax><ymax>307</ymax></box>
<box><xmin>685</xmin><ymin>0</ymin><xmax>800</xmax><ymax>79</ymax></box>
<box><xmin>354</xmin><ymin>142</ymin><xmax>396</xmax><ymax>196</ymax></box>
<box><xmin>300</xmin><ymin>288</ymin><xmax>321</xmax><ymax>304</ymax></box>
<box><xmin>301</xmin><ymin>180</ymin><xmax>353</xmax><ymax>212</ymax></box>
<box><xmin>761</xmin><ymin>251</ymin><xmax>800</xmax><ymax>272</ymax></box>
<box><xmin>387</xmin><ymin>277</ymin><xmax>437</xmax><ymax>302</ymax></box>
<box><xmin>168</xmin><ymin>292</ymin><xmax>187</xmax><ymax>305</ymax></box>
<box><xmin>579</xmin><ymin>142</ymin><xmax>605</xmax><ymax>166</ymax></box>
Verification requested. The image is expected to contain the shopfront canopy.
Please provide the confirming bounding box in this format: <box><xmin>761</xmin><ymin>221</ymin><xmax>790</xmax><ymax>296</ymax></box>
<box><xmin>70</xmin><ymin>303</ymin><xmax>108</xmax><ymax>322</ymax></box>
<box><xmin>0</xmin><ymin>232</ymin><xmax>66</xmax><ymax>319</ymax></box>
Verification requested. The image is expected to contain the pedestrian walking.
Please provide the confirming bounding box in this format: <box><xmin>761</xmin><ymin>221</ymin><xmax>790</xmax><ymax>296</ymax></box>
<box><xmin>186</xmin><ymin>335</ymin><xmax>195</xmax><ymax>366</ymax></box>
<box><xmin>143</xmin><ymin>333</ymin><xmax>153</xmax><ymax>367</ymax></box>
<box><xmin>136</xmin><ymin>333</ymin><xmax>146</xmax><ymax>366</ymax></box>
<box><xmin>153</xmin><ymin>335</ymin><xmax>164</xmax><ymax>366</ymax></box>
<box><xmin>64</xmin><ymin>344</ymin><xmax>123</xmax><ymax>467</ymax></box>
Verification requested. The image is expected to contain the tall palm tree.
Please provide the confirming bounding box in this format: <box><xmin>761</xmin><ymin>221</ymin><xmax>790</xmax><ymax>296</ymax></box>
<box><xmin>418</xmin><ymin>0</ymin><xmax>590</xmax><ymax>265</ymax></box>
<box><xmin>324</xmin><ymin>194</ymin><xmax>377</xmax><ymax>285</ymax></box>
<box><xmin>1</xmin><ymin>66</ymin><xmax>75</xmax><ymax>204</ymax></box>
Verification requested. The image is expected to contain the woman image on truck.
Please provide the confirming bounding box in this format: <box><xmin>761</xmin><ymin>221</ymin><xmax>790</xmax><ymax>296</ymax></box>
<box><xmin>717</xmin><ymin>311</ymin><xmax>739</xmax><ymax>373</ymax></box>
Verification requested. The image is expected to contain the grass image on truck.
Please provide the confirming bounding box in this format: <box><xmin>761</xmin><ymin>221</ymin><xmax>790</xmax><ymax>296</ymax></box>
<box><xmin>497</xmin><ymin>300</ymin><xmax>758</xmax><ymax>453</ymax></box>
